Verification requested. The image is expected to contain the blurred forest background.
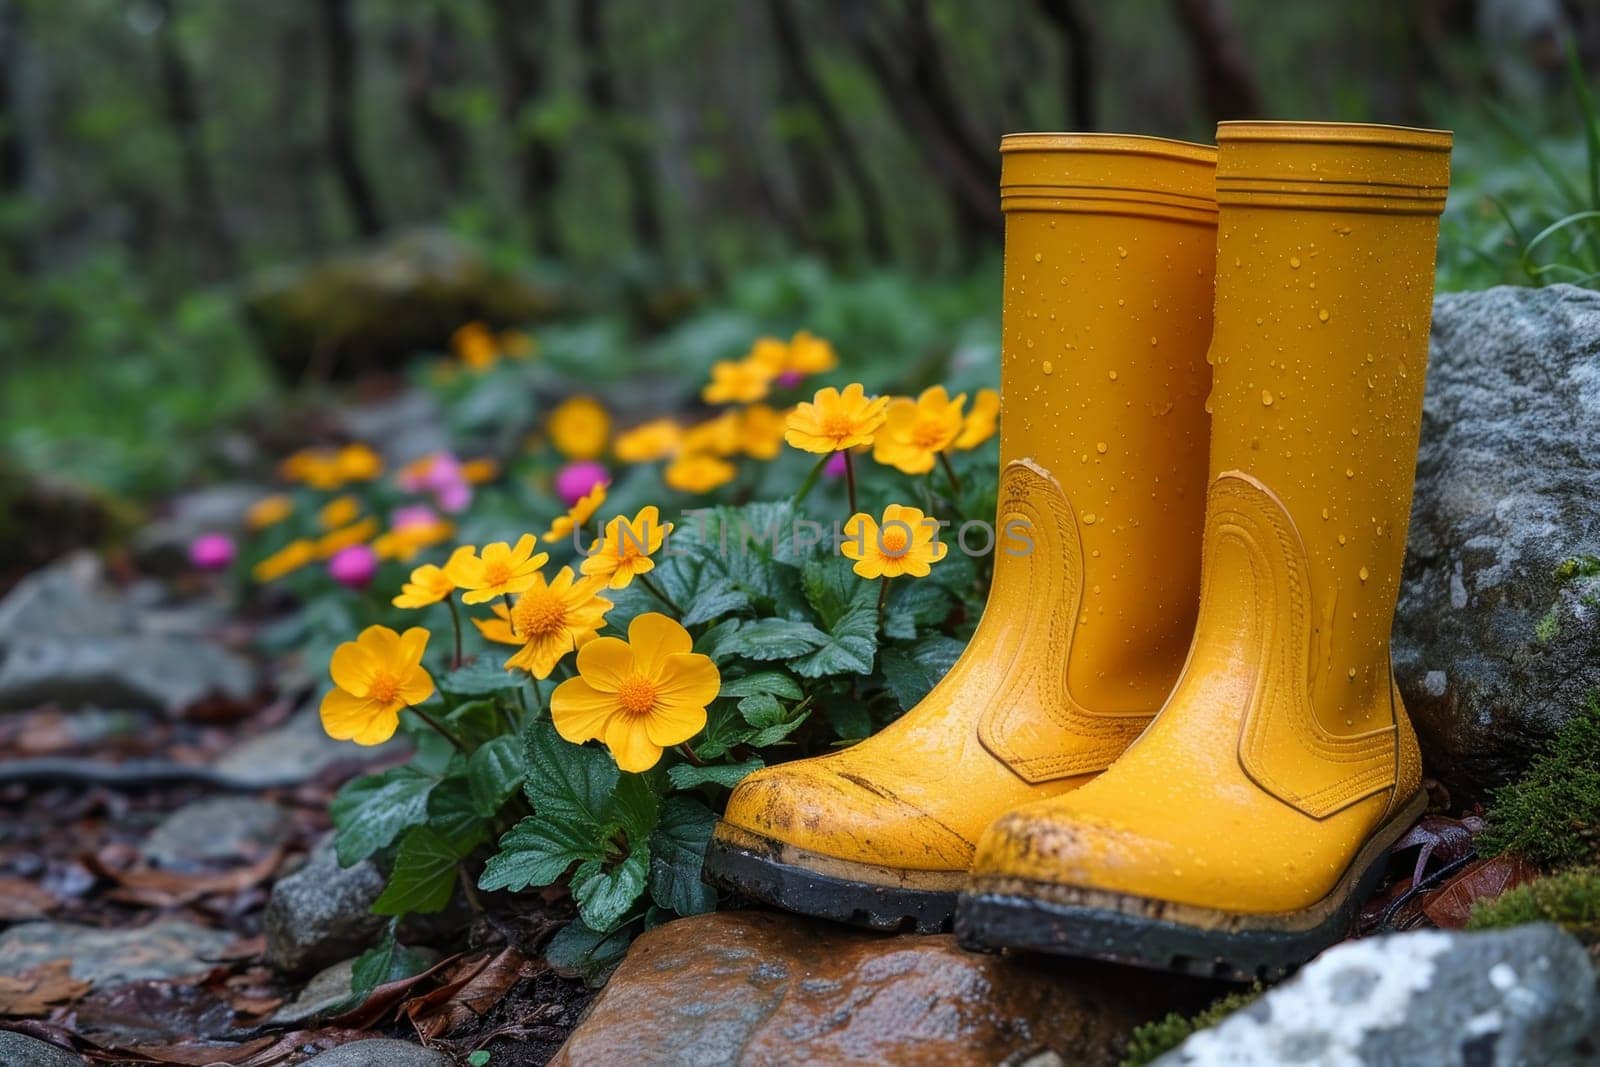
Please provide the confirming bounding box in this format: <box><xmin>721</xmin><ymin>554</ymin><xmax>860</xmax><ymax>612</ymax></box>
<box><xmin>3</xmin><ymin>0</ymin><xmax>1599</xmax><ymax>500</ymax></box>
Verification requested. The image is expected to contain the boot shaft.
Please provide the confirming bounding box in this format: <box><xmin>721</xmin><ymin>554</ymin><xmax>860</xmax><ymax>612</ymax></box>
<box><xmin>1207</xmin><ymin>121</ymin><xmax>1450</xmax><ymax>730</ymax></box>
<box><xmin>997</xmin><ymin>134</ymin><xmax>1216</xmax><ymax>711</ymax></box>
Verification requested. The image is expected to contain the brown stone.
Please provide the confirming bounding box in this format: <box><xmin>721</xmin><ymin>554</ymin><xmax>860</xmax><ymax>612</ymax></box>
<box><xmin>549</xmin><ymin>911</ymin><xmax>1207</xmax><ymax>1066</ymax></box>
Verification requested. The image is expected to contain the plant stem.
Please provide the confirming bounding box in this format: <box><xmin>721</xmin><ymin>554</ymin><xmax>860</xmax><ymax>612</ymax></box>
<box><xmin>938</xmin><ymin>451</ymin><xmax>962</xmax><ymax>497</ymax></box>
<box><xmin>408</xmin><ymin>703</ymin><xmax>465</xmax><ymax>753</ymax></box>
<box><xmin>502</xmin><ymin>592</ymin><xmax>517</xmax><ymax>635</ymax></box>
<box><xmin>877</xmin><ymin>577</ymin><xmax>891</xmax><ymax>630</ymax></box>
<box><xmin>676</xmin><ymin>740</ymin><xmax>706</xmax><ymax>767</ymax></box>
<box><xmin>843</xmin><ymin>449</ymin><xmax>859</xmax><ymax>516</ymax></box>
<box><xmin>790</xmin><ymin>453</ymin><xmax>830</xmax><ymax>508</ymax></box>
<box><xmin>639</xmin><ymin>572</ymin><xmax>683</xmax><ymax>615</ymax></box>
<box><xmin>445</xmin><ymin>595</ymin><xmax>464</xmax><ymax>669</ymax></box>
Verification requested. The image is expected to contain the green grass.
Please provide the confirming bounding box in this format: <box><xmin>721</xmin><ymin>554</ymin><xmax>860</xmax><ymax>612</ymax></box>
<box><xmin>1478</xmin><ymin>696</ymin><xmax>1600</xmax><ymax>870</ymax></box>
<box><xmin>1120</xmin><ymin>988</ymin><xmax>1261</xmax><ymax>1066</ymax></box>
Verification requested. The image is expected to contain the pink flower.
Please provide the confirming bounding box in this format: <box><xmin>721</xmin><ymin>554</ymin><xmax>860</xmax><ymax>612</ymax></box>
<box><xmin>824</xmin><ymin>452</ymin><xmax>849</xmax><ymax>479</ymax></box>
<box><xmin>328</xmin><ymin>544</ymin><xmax>378</xmax><ymax>588</ymax></box>
<box><xmin>776</xmin><ymin>371</ymin><xmax>804</xmax><ymax>389</ymax></box>
<box><xmin>556</xmin><ymin>460</ymin><xmax>609</xmax><ymax>506</ymax></box>
<box><xmin>189</xmin><ymin>533</ymin><xmax>236</xmax><ymax>571</ymax></box>
<box><xmin>391</xmin><ymin>504</ymin><xmax>440</xmax><ymax>530</ymax></box>
<box><xmin>435</xmin><ymin>480</ymin><xmax>472</xmax><ymax>514</ymax></box>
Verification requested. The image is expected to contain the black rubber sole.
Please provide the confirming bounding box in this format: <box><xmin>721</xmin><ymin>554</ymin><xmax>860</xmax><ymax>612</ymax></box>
<box><xmin>954</xmin><ymin>846</ymin><xmax>1394</xmax><ymax>982</ymax></box>
<box><xmin>702</xmin><ymin>834</ymin><xmax>957</xmax><ymax>934</ymax></box>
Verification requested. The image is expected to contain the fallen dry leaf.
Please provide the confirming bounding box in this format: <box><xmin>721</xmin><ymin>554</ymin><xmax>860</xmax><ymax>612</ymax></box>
<box><xmin>403</xmin><ymin>947</ymin><xmax>544</xmax><ymax>1040</ymax></box>
<box><xmin>83</xmin><ymin>846</ymin><xmax>284</xmax><ymax>907</ymax></box>
<box><xmin>328</xmin><ymin>953</ymin><xmax>462</xmax><ymax>1031</ymax></box>
<box><xmin>0</xmin><ymin>875</ymin><xmax>59</xmax><ymax>920</ymax></box>
<box><xmin>1421</xmin><ymin>853</ymin><xmax>1538</xmax><ymax>929</ymax></box>
<box><xmin>0</xmin><ymin>959</ymin><xmax>92</xmax><ymax>1016</ymax></box>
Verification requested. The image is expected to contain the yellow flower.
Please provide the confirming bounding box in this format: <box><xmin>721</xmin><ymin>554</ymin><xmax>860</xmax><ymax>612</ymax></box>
<box><xmin>750</xmin><ymin>330</ymin><xmax>838</xmax><ymax>378</ymax></box>
<box><xmin>581</xmin><ymin>506</ymin><xmax>673</xmax><ymax>590</ymax></box>
<box><xmin>702</xmin><ymin>358</ymin><xmax>773</xmax><ymax>405</ymax></box>
<box><xmin>665</xmin><ymin>452</ymin><xmax>737</xmax><ymax>494</ymax></box>
<box><xmin>392</xmin><ymin>547</ymin><xmax>473</xmax><ymax>608</ymax></box>
<box><xmin>321</xmin><ymin>626</ymin><xmax>435</xmax><ymax>745</ymax></box>
<box><xmin>683</xmin><ymin>411</ymin><xmax>742</xmax><ymax>457</ymax></box>
<box><xmin>460</xmin><ymin>457</ymin><xmax>500</xmax><ymax>484</ymax></box>
<box><xmin>841</xmin><ymin>504</ymin><xmax>948</xmax><ymax>579</ymax></box>
<box><xmin>472</xmin><ymin>567</ymin><xmax>613</xmax><ymax>678</ymax></box>
<box><xmin>452</xmin><ymin>321</ymin><xmax>500</xmax><ymax>371</ymax></box>
<box><xmin>252</xmin><ymin>539</ymin><xmax>318</xmax><ymax>582</ymax></box>
<box><xmin>372</xmin><ymin>519</ymin><xmax>456</xmax><ymax>563</ymax></box>
<box><xmin>319</xmin><ymin>495</ymin><xmax>362</xmax><ymax>530</ymax></box>
<box><xmin>336</xmin><ymin>444</ymin><xmax>384</xmax><ymax>482</ymax></box>
<box><xmin>614</xmin><ymin>419</ymin><xmax>682</xmax><ymax>464</ymax></box>
<box><xmin>547</xmin><ymin>396</ymin><xmax>610</xmax><ymax>460</ymax></box>
<box><xmin>550</xmin><ymin>613</ymin><xmax>720</xmax><ymax>773</ymax></box>
<box><xmin>499</xmin><ymin>329</ymin><xmax>537</xmax><ymax>359</ymax></box>
<box><xmin>281</xmin><ymin>449</ymin><xmax>344</xmax><ymax>490</ymax></box>
<box><xmin>954</xmin><ymin>388</ymin><xmax>1000</xmax><ymax>450</ymax></box>
<box><xmin>739</xmin><ymin>404</ymin><xmax>787</xmax><ymax>460</ymax></box>
<box><xmin>245</xmin><ymin>494</ymin><xmax>294</xmax><ymax>530</ymax></box>
<box><xmin>784</xmin><ymin>383</ymin><xmax>890</xmax><ymax>454</ymax></box>
<box><xmin>543</xmin><ymin>482</ymin><xmax>608</xmax><ymax>544</ymax></box>
<box><xmin>316</xmin><ymin>517</ymin><xmax>380</xmax><ymax>558</ymax></box>
<box><xmin>872</xmin><ymin>386</ymin><xmax>968</xmax><ymax>475</ymax></box>
<box><xmin>445</xmin><ymin>534</ymin><xmax>549</xmax><ymax>605</ymax></box>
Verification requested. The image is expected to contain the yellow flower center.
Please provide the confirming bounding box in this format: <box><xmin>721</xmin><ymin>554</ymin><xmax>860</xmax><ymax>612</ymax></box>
<box><xmin>822</xmin><ymin>412</ymin><xmax>856</xmax><ymax>439</ymax></box>
<box><xmin>482</xmin><ymin>559</ymin><xmax>514</xmax><ymax>587</ymax></box>
<box><xmin>618</xmin><ymin>676</ymin><xmax>658</xmax><ymax>716</ymax></box>
<box><xmin>911</xmin><ymin>421</ymin><xmax>947</xmax><ymax>450</ymax></box>
<box><xmin>880</xmin><ymin>526</ymin><xmax>910</xmax><ymax>557</ymax></box>
<box><xmin>513</xmin><ymin>590</ymin><xmax>567</xmax><ymax>640</ymax></box>
<box><xmin>368</xmin><ymin>669</ymin><xmax>401</xmax><ymax>707</ymax></box>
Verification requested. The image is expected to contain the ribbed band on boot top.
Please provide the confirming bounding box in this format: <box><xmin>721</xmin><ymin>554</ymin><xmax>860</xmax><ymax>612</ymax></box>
<box><xmin>1216</xmin><ymin>121</ymin><xmax>1451</xmax><ymax>215</ymax></box>
<box><xmin>999</xmin><ymin>133</ymin><xmax>1216</xmax><ymax>223</ymax></box>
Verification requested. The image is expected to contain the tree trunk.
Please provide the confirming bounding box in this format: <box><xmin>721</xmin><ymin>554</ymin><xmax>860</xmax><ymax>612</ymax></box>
<box><xmin>484</xmin><ymin>0</ymin><xmax>562</xmax><ymax>256</ymax></box>
<box><xmin>153</xmin><ymin>0</ymin><xmax>236</xmax><ymax>277</ymax></box>
<box><xmin>392</xmin><ymin>10</ymin><xmax>468</xmax><ymax>201</ymax></box>
<box><xmin>1033</xmin><ymin>0</ymin><xmax>1096</xmax><ymax>129</ymax></box>
<box><xmin>1171</xmin><ymin>0</ymin><xmax>1263</xmax><ymax>123</ymax></box>
<box><xmin>577</xmin><ymin>0</ymin><xmax>663</xmax><ymax>253</ymax></box>
<box><xmin>317</xmin><ymin>0</ymin><xmax>383</xmax><ymax>238</ymax></box>
<box><xmin>275</xmin><ymin>20</ymin><xmax>323</xmax><ymax>252</ymax></box>
<box><xmin>767</xmin><ymin>0</ymin><xmax>890</xmax><ymax>259</ymax></box>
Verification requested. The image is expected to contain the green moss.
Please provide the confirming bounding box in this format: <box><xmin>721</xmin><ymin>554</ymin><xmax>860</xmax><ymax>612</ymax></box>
<box><xmin>1553</xmin><ymin>555</ymin><xmax>1600</xmax><ymax>583</ymax></box>
<box><xmin>1478</xmin><ymin>696</ymin><xmax>1600</xmax><ymax>869</ymax></box>
<box><xmin>1534</xmin><ymin>609</ymin><xmax>1561</xmax><ymax>643</ymax></box>
<box><xmin>1120</xmin><ymin>988</ymin><xmax>1261</xmax><ymax>1066</ymax></box>
<box><xmin>1466</xmin><ymin>867</ymin><xmax>1600</xmax><ymax>943</ymax></box>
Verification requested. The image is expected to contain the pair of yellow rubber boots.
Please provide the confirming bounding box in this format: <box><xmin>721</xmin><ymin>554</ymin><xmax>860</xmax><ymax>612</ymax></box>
<box><xmin>703</xmin><ymin>121</ymin><xmax>1451</xmax><ymax>980</ymax></box>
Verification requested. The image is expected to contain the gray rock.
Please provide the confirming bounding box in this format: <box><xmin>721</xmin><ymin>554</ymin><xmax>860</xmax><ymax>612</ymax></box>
<box><xmin>334</xmin><ymin>388</ymin><xmax>451</xmax><ymax>470</ymax></box>
<box><xmin>0</xmin><ymin>919</ymin><xmax>234</xmax><ymax>987</ymax></box>
<box><xmin>268</xmin><ymin>958</ymin><xmax>360</xmax><ymax>1025</ymax></box>
<box><xmin>0</xmin><ymin>553</ymin><xmax>256</xmax><ymax>714</ymax></box>
<box><xmin>263</xmin><ymin>837</ymin><xmax>387</xmax><ymax>976</ymax></box>
<box><xmin>1155</xmin><ymin>925</ymin><xmax>1600</xmax><ymax>1066</ymax></box>
<box><xmin>0</xmin><ymin>1030</ymin><xmax>83</xmax><ymax>1067</ymax></box>
<box><xmin>1395</xmin><ymin>285</ymin><xmax>1600</xmax><ymax>801</ymax></box>
<box><xmin>298</xmin><ymin>1038</ymin><xmax>451</xmax><ymax>1067</ymax></box>
<box><xmin>141</xmin><ymin>797</ymin><xmax>291</xmax><ymax>870</ymax></box>
<box><xmin>213</xmin><ymin>703</ymin><xmax>409</xmax><ymax>788</ymax></box>
<box><xmin>133</xmin><ymin>483</ymin><xmax>269</xmax><ymax>575</ymax></box>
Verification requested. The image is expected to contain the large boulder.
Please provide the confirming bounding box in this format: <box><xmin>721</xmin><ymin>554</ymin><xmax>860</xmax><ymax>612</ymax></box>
<box><xmin>243</xmin><ymin>228</ymin><xmax>567</xmax><ymax>381</ymax></box>
<box><xmin>1395</xmin><ymin>285</ymin><xmax>1600</xmax><ymax>802</ymax></box>
<box><xmin>549</xmin><ymin>910</ymin><xmax>1207</xmax><ymax>1067</ymax></box>
<box><xmin>1155</xmin><ymin>925</ymin><xmax>1600</xmax><ymax>1065</ymax></box>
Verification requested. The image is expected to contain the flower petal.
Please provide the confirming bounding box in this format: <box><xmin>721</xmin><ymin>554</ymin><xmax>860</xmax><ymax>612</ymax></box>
<box><xmin>321</xmin><ymin>688</ymin><xmax>396</xmax><ymax>744</ymax></box>
<box><xmin>628</xmin><ymin>612</ymin><xmax>692</xmax><ymax>675</ymax></box>
<box><xmin>329</xmin><ymin>641</ymin><xmax>378</xmax><ymax>697</ymax></box>
<box><xmin>573</xmin><ymin>636</ymin><xmax>633</xmax><ymax>692</ymax></box>
<box><xmin>652</xmin><ymin>652</ymin><xmax>721</xmax><ymax>714</ymax></box>
<box><xmin>604</xmin><ymin>716</ymin><xmax>663</xmax><ymax>773</ymax></box>
<box><xmin>551</xmin><ymin>677</ymin><xmax>618</xmax><ymax>742</ymax></box>
<box><xmin>398</xmin><ymin>627</ymin><xmax>430</xmax><ymax>669</ymax></box>
<box><xmin>397</xmin><ymin>665</ymin><xmax>435</xmax><ymax>706</ymax></box>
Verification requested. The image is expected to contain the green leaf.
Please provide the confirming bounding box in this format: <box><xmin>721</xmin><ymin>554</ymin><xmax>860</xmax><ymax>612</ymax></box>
<box><xmin>468</xmin><ymin>735</ymin><xmax>527</xmax><ymax>817</ymax></box>
<box><xmin>880</xmin><ymin>636</ymin><xmax>967</xmax><ymax>710</ymax></box>
<box><xmin>478</xmin><ymin>812</ymin><xmax>605</xmax><ymax>892</ymax></box>
<box><xmin>523</xmin><ymin>721</ymin><xmax>618</xmax><ymax>828</ymax></box>
<box><xmin>719</xmin><ymin>670</ymin><xmax>803</xmax><ymax>701</ymax></box>
<box><xmin>571</xmin><ymin>848</ymin><xmax>650</xmax><ymax>932</ymax></box>
<box><xmin>650</xmin><ymin>552</ymin><xmax>751</xmax><ymax>627</ymax></box>
<box><xmin>692</xmin><ymin>702</ymin><xmax>756</xmax><ymax>761</ymax></box>
<box><xmin>800</xmin><ymin>557</ymin><xmax>873</xmax><ymax>629</ymax></box>
<box><xmin>610</xmin><ymin>772</ymin><xmax>660</xmax><ymax>845</ymax></box>
<box><xmin>544</xmin><ymin>917</ymin><xmax>637</xmax><ymax>987</ymax></box>
<box><xmin>372</xmin><ymin>825</ymin><xmax>465</xmax><ymax>916</ymax></box>
<box><xmin>426</xmin><ymin>777</ymin><xmax>488</xmax><ymax>850</ymax></box>
<box><xmin>884</xmin><ymin>580</ymin><xmax>953</xmax><ymax>639</ymax></box>
<box><xmin>695</xmin><ymin>618</ymin><xmax>747</xmax><ymax>663</ymax></box>
<box><xmin>349</xmin><ymin>923</ymin><xmax>435</xmax><ymax>1003</ymax></box>
<box><xmin>738</xmin><ymin>693</ymin><xmax>809</xmax><ymax>747</ymax></box>
<box><xmin>724</xmin><ymin>618</ymin><xmax>829</xmax><ymax>660</ymax></box>
<box><xmin>331</xmin><ymin>767</ymin><xmax>437</xmax><ymax>867</ymax></box>
<box><xmin>667</xmin><ymin>759</ymin><xmax>763</xmax><ymax>790</ymax></box>
<box><xmin>444</xmin><ymin>698</ymin><xmax>506</xmax><ymax>750</ymax></box>
<box><xmin>649</xmin><ymin>796</ymin><xmax>717</xmax><ymax>916</ymax></box>
<box><xmin>791</xmin><ymin>605</ymin><xmax>876</xmax><ymax>678</ymax></box>
<box><xmin>468</xmin><ymin>1052</ymin><xmax>492</xmax><ymax>1067</ymax></box>
<box><xmin>439</xmin><ymin>658</ymin><xmax>520</xmax><ymax>697</ymax></box>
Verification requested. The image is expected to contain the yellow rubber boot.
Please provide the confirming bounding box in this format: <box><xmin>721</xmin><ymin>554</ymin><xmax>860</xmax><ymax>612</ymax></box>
<box><xmin>702</xmin><ymin>134</ymin><xmax>1218</xmax><ymax>932</ymax></box>
<box><xmin>957</xmin><ymin>121</ymin><xmax>1451</xmax><ymax>977</ymax></box>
